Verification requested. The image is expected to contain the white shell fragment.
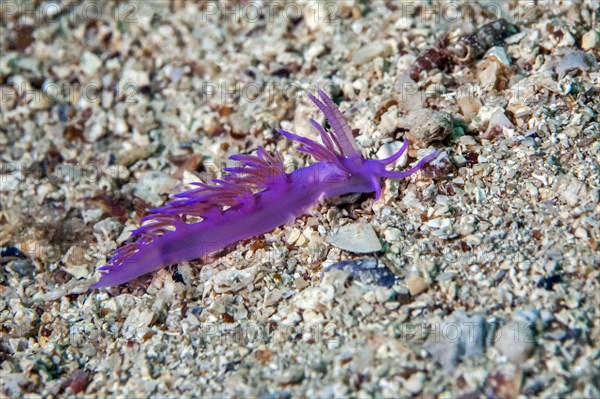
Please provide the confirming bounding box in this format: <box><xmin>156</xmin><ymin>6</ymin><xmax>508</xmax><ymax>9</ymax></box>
<box><xmin>484</xmin><ymin>46</ymin><xmax>511</xmax><ymax>66</ymax></box>
<box><xmin>326</xmin><ymin>221</ymin><xmax>383</xmax><ymax>253</ymax></box>
<box><xmin>494</xmin><ymin>321</ymin><xmax>536</xmax><ymax>363</ymax></box>
<box><xmin>79</xmin><ymin>51</ymin><xmax>103</xmax><ymax>76</ymax></box>
<box><xmin>555</xmin><ymin>50</ymin><xmax>599</xmax><ymax>80</ymax></box>
<box><xmin>352</xmin><ymin>41</ymin><xmax>393</xmax><ymax>65</ymax></box>
<box><xmin>212</xmin><ymin>266</ymin><xmax>258</xmax><ymax>294</ymax></box>
<box><xmin>424</xmin><ymin>311</ymin><xmax>494</xmax><ymax>372</ymax></box>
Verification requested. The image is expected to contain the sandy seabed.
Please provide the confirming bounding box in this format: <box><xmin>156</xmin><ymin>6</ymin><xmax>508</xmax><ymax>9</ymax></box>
<box><xmin>1</xmin><ymin>1</ymin><xmax>599</xmax><ymax>397</ymax></box>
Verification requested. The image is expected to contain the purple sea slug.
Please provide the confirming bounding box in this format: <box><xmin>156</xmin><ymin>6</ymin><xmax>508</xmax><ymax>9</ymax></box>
<box><xmin>91</xmin><ymin>90</ymin><xmax>441</xmax><ymax>288</ymax></box>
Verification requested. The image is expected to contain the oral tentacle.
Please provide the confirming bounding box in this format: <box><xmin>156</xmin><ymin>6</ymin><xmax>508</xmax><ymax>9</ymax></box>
<box><xmin>379</xmin><ymin>140</ymin><xmax>409</xmax><ymax>166</ymax></box>
<box><xmin>370</xmin><ymin>174</ymin><xmax>382</xmax><ymax>201</ymax></box>
<box><xmin>380</xmin><ymin>149</ymin><xmax>443</xmax><ymax>179</ymax></box>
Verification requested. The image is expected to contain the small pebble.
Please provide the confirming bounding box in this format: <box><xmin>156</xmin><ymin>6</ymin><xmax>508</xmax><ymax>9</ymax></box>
<box><xmin>324</xmin><ymin>258</ymin><xmax>396</xmax><ymax>288</ymax></box>
<box><xmin>424</xmin><ymin>311</ymin><xmax>491</xmax><ymax>372</ymax></box>
<box><xmin>494</xmin><ymin>321</ymin><xmax>536</xmax><ymax>363</ymax></box>
<box><xmin>352</xmin><ymin>41</ymin><xmax>393</xmax><ymax>65</ymax></box>
<box><xmin>581</xmin><ymin>30</ymin><xmax>600</xmax><ymax>51</ymax></box>
<box><xmin>406</xmin><ymin>273</ymin><xmax>428</xmax><ymax>296</ymax></box>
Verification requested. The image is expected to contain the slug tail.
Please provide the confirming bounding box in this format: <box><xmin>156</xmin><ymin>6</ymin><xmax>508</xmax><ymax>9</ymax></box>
<box><xmin>91</xmin><ymin>241</ymin><xmax>162</xmax><ymax>288</ymax></box>
<box><xmin>93</xmin><ymin>145</ymin><xmax>289</xmax><ymax>287</ymax></box>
